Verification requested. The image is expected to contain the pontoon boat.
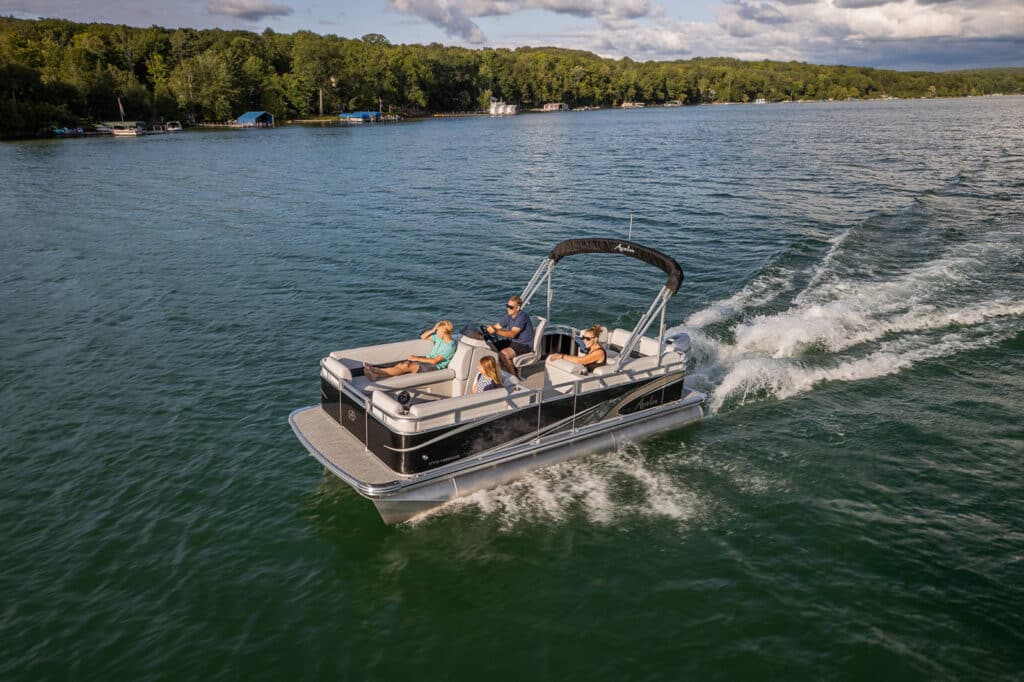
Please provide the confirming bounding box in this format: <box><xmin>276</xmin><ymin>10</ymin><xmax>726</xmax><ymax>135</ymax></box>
<box><xmin>289</xmin><ymin>238</ymin><xmax>705</xmax><ymax>523</ymax></box>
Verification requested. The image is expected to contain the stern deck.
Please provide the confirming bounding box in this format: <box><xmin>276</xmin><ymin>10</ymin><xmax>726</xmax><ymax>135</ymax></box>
<box><xmin>289</xmin><ymin>405</ymin><xmax>403</xmax><ymax>488</ymax></box>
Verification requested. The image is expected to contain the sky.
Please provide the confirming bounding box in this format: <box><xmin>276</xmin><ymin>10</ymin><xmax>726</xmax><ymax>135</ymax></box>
<box><xmin>2</xmin><ymin>0</ymin><xmax>1022</xmax><ymax>71</ymax></box>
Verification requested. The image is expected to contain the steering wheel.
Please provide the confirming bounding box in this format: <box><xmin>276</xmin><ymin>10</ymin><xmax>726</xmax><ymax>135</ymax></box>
<box><xmin>479</xmin><ymin>324</ymin><xmax>501</xmax><ymax>344</ymax></box>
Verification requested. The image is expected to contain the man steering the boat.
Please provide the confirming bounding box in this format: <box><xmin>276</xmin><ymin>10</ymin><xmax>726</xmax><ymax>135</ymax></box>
<box><xmin>485</xmin><ymin>295</ymin><xmax>535</xmax><ymax>376</ymax></box>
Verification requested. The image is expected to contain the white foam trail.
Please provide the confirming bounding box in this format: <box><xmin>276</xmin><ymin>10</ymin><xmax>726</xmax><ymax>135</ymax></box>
<box><xmin>710</xmin><ymin>333</ymin><xmax>1002</xmax><ymax>411</ymax></box>
<box><xmin>677</xmin><ymin>230</ymin><xmax>1023</xmax><ymax>413</ymax></box>
<box><xmin>683</xmin><ymin>268</ymin><xmax>796</xmax><ymax>328</ymax></box>
<box><xmin>605</xmin><ymin>448</ymin><xmax>699</xmax><ymax>521</ymax></box>
<box><xmin>805</xmin><ymin>255</ymin><xmax>979</xmax><ymax>310</ymax></box>
<box><xmin>795</xmin><ymin>226</ymin><xmax>855</xmax><ymax>304</ymax></box>
<box><xmin>681</xmin><ymin>228</ymin><xmax>972</xmax><ymax>334</ymax></box>
<box><xmin>730</xmin><ymin>301</ymin><xmax>871</xmax><ymax>358</ymax></box>
<box><xmin>728</xmin><ymin>299</ymin><xmax>1024</xmax><ymax>359</ymax></box>
<box><xmin>430</xmin><ymin>445</ymin><xmax>701</xmax><ymax>528</ymax></box>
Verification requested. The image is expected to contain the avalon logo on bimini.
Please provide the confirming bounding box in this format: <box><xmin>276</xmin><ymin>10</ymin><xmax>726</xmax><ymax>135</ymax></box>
<box><xmin>614</xmin><ymin>243</ymin><xmax>636</xmax><ymax>254</ymax></box>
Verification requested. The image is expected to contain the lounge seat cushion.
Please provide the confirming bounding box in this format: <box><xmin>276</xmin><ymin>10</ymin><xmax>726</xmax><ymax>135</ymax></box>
<box><xmin>544</xmin><ymin>357</ymin><xmax>588</xmax><ymax>387</ymax></box>
<box><xmin>547</xmin><ymin>358</ymin><xmax>587</xmax><ymax>375</ymax></box>
<box><xmin>321</xmin><ymin>339</ymin><xmax>435</xmax><ymax>386</ymax></box>
<box><xmin>359</xmin><ymin>368</ymin><xmax>456</xmax><ymax>393</ymax></box>
<box><xmin>328</xmin><ymin>339</ymin><xmax>432</xmax><ymax>364</ymax></box>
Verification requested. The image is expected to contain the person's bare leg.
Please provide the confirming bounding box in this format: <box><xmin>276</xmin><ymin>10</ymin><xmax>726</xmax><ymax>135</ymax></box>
<box><xmin>378</xmin><ymin>361</ymin><xmax>417</xmax><ymax>377</ymax></box>
<box><xmin>365</xmin><ymin>361</ymin><xmax>415</xmax><ymax>380</ymax></box>
<box><xmin>499</xmin><ymin>348</ymin><xmax>517</xmax><ymax>375</ymax></box>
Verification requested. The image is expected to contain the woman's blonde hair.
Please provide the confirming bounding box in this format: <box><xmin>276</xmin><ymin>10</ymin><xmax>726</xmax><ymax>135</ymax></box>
<box><xmin>479</xmin><ymin>355</ymin><xmax>502</xmax><ymax>385</ymax></box>
<box><xmin>586</xmin><ymin>324</ymin><xmax>604</xmax><ymax>340</ymax></box>
<box><xmin>437</xmin><ymin>320</ymin><xmax>454</xmax><ymax>335</ymax></box>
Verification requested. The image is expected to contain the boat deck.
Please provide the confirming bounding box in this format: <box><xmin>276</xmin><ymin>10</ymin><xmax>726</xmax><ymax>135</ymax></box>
<box><xmin>290</xmin><ymin>406</ymin><xmax>401</xmax><ymax>486</ymax></box>
<box><xmin>519</xmin><ymin>364</ymin><xmax>547</xmax><ymax>390</ymax></box>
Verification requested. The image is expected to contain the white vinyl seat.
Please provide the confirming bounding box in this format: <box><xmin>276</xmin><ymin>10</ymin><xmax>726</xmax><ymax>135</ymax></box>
<box><xmin>544</xmin><ymin>357</ymin><xmax>587</xmax><ymax>387</ymax></box>
<box><xmin>513</xmin><ymin>315</ymin><xmax>548</xmax><ymax>369</ymax></box>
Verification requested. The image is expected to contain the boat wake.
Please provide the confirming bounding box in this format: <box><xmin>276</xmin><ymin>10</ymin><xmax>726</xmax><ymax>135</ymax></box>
<box><xmin>675</xmin><ymin>174</ymin><xmax>1024</xmax><ymax>413</ymax></box>
<box><xmin>412</xmin><ymin>437</ymin><xmax>794</xmax><ymax>528</ymax></box>
<box><xmin>413</xmin><ymin>443</ymin><xmax>704</xmax><ymax>529</ymax></box>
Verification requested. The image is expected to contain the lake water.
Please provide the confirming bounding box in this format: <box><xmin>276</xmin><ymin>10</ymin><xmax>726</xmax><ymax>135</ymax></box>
<box><xmin>2</xmin><ymin>98</ymin><xmax>1022</xmax><ymax>679</ymax></box>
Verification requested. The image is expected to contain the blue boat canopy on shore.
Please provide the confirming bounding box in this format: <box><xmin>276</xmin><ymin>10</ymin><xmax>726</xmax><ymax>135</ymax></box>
<box><xmin>339</xmin><ymin>111</ymin><xmax>381</xmax><ymax>121</ymax></box>
<box><xmin>236</xmin><ymin>111</ymin><xmax>274</xmax><ymax>126</ymax></box>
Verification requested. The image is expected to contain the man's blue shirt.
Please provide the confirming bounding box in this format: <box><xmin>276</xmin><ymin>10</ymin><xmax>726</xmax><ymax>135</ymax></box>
<box><xmin>500</xmin><ymin>310</ymin><xmax>534</xmax><ymax>347</ymax></box>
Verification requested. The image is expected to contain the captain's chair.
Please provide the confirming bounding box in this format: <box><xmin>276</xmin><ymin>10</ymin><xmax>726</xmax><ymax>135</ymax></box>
<box><xmin>513</xmin><ymin>315</ymin><xmax>547</xmax><ymax>370</ymax></box>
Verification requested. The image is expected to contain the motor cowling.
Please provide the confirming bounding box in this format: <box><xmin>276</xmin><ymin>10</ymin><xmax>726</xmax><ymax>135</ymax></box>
<box><xmin>664</xmin><ymin>332</ymin><xmax>692</xmax><ymax>363</ymax></box>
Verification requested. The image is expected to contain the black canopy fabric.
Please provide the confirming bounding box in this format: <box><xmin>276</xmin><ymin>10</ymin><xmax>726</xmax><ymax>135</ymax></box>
<box><xmin>547</xmin><ymin>238</ymin><xmax>684</xmax><ymax>294</ymax></box>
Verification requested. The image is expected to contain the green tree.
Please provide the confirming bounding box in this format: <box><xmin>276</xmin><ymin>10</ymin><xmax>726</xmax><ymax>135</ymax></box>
<box><xmin>170</xmin><ymin>51</ymin><xmax>236</xmax><ymax>121</ymax></box>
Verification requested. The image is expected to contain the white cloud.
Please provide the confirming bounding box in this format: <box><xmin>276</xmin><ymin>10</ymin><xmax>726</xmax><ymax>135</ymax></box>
<box><xmin>388</xmin><ymin>0</ymin><xmax>1023</xmax><ymax>66</ymax></box>
<box><xmin>716</xmin><ymin>0</ymin><xmax>1024</xmax><ymax>44</ymax></box>
<box><xmin>388</xmin><ymin>0</ymin><xmax>654</xmax><ymax>42</ymax></box>
<box><xmin>584</xmin><ymin>0</ymin><xmax>1024</xmax><ymax>67</ymax></box>
<box><xmin>390</xmin><ymin>0</ymin><xmax>487</xmax><ymax>41</ymax></box>
<box><xmin>465</xmin><ymin>0</ymin><xmax>1022</xmax><ymax>71</ymax></box>
<box><xmin>205</xmin><ymin>0</ymin><xmax>293</xmax><ymax>22</ymax></box>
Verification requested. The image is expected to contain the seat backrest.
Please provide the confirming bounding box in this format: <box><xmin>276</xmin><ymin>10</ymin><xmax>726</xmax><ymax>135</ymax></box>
<box><xmin>447</xmin><ymin>337</ymin><xmax>478</xmax><ymax>381</ymax></box>
<box><xmin>531</xmin><ymin>315</ymin><xmax>547</xmax><ymax>352</ymax></box>
<box><xmin>450</xmin><ymin>335</ymin><xmax>505</xmax><ymax>398</ymax></box>
<box><xmin>608</xmin><ymin>328</ymin><xmax>631</xmax><ymax>349</ymax></box>
<box><xmin>607</xmin><ymin>327</ymin><xmax>658</xmax><ymax>359</ymax></box>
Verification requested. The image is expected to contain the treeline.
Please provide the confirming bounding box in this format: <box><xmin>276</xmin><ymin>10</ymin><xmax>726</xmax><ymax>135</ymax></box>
<box><xmin>2</xmin><ymin>16</ymin><xmax>1023</xmax><ymax>136</ymax></box>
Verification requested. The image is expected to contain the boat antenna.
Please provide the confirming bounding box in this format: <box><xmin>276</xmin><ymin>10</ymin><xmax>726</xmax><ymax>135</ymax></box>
<box><xmin>627</xmin><ymin>212</ymin><xmax>634</xmax><ymax>241</ymax></box>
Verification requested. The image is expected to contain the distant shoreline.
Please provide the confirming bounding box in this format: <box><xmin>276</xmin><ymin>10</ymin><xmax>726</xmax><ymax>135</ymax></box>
<box><xmin>4</xmin><ymin>94</ymin><xmax>1023</xmax><ymax>142</ymax></box>
<box><xmin>2</xmin><ymin>15</ymin><xmax>1022</xmax><ymax>139</ymax></box>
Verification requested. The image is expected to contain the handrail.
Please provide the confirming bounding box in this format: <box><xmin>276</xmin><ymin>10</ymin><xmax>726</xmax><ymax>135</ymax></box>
<box><xmin>615</xmin><ymin>287</ymin><xmax>673</xmax><ymax>369</ymax></box>
<box><xmin>520</xmin><ymin>258</ymin><xmax>554</xmax><ymax>306</ymax></box>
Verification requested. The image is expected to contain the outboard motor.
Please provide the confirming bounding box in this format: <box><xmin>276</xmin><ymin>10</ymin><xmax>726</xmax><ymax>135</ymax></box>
<box><xmin>664</xmin><ymin>332</ymin><xmax>692</xmax><ymax>364</ymax></box>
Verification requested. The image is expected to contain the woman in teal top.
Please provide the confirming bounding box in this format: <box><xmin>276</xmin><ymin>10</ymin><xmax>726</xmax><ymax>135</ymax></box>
<box><xmin>364</xmin><ymin>320</ymin><xmax>457</xmax><ymax>381</ymax></box>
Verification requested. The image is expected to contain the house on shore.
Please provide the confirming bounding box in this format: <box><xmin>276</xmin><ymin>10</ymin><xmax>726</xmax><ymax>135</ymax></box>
<box><xmin>235</xmin><ymin>111</ymin><xmax>274</xmax><ymax>128</ymax></box>
<box><xmin>543</xmin><ymin>102</ymin><xmax>569</xmax><ymax>112</ymax></box>
<box><xmin>489</xmin><ymin>97</ymin><xmax>519</xmax><ymax>115</ymax></box>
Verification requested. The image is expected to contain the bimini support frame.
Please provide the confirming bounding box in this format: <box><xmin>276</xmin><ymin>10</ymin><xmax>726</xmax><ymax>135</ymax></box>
<box><xmin>518</xmin><ymin>238</ymin><xmax>684</xmax><ymax>369</ymax></box>
<box><xmin>520</xmin><ymin>258</ymin><xmax>555</xmax><ymax>309</ymax></box>
<box><xmin>614</xmin><ymin>286</ymin><xmax>671</xmax><ymax>369</ymax></box>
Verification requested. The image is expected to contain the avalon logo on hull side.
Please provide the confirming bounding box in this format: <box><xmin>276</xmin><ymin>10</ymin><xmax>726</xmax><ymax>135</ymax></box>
<box><xmin>614</xmin><ymin>243</ymin><xmax>637</xmax><ymax>254</ymax></box>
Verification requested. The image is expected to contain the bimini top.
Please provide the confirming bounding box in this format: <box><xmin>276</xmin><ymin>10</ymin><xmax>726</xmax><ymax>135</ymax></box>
<box><xmin>548</xmin><ymin>238</ymin><xmax>684</xmax><ymax>294</ymax></box>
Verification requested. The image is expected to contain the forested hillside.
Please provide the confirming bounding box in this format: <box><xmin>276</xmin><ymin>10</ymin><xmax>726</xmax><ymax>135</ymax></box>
<box><xmin>2</xmin><ymin>16</ymin><xmax>1022</xmax><ymax>136</ymax></box>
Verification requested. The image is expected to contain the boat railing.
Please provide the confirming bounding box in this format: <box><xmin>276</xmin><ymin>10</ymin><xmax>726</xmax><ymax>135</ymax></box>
<box><xmin>368</xmin><ymin>382</ymin><xmax>537</xmax><ymax>432</ymax></box>
<box><xmin>366</xmin><ymin>347</ymin><xmax>687</xmax><ymax>434</ymax></box>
